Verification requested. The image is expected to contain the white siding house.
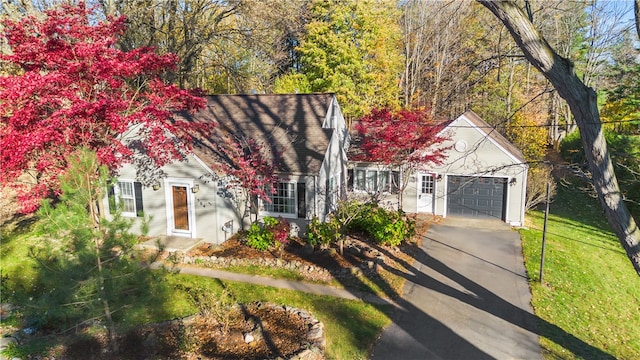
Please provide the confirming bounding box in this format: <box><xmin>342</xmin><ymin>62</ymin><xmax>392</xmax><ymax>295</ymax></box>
<box><xmin>105</xmin><ymin>94</ymin><xmax>349</xmax><ymax>244</ymax></box>
<box><xmin>349</xmin><ymin>111</ymin><xmax>528</xmax><ymax>226</ymax></box>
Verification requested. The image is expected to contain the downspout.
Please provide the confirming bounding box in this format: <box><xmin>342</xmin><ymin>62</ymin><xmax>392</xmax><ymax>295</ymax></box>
<box><xmin>313</xmin><ymin>175</ymin><xmax>318</xmax><ymax>218</ymax></box>
<box><xmin>520</xmin><ymin>169</ymin><xmax>528</xmax><ymax>226</ymax></box>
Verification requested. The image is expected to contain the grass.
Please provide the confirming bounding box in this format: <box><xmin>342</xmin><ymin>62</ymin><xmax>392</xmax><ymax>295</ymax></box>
<box><xmin>193</xmin><ymin>277</ymin><xmax>392</xmax><ymax>359</ymax></box>
<box><xmin>0</xmin><ymin>217</ymin><xmax>39</xmax><ymax>300</ymax></box>
<box><xmin>0</xmin><ymin>219</ymin><xmax>391</xmax><ymax>360</ymax></box>
<box><xmin>519</xmin><ymin>182</ymin><xmax>640</xmax><ymax>359</ymax></box>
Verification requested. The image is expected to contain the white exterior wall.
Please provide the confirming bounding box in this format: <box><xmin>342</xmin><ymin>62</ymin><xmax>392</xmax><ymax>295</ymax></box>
<box><xmin>105</xmin><ymin>154</ymin><xmax>243</xmax><ymax>244</ymax></box>
<box><xmin>401</xmin><ymin>115</ymin><xmax>528</xmax><ymax>226</ymax></box>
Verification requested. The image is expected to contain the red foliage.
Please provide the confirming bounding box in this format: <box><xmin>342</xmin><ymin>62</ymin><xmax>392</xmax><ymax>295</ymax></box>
<box><xmin>354</xmin><ymin>108</ymin><xmax>449</xmax><ymax>167</ymax></box>
<box><xmin>270</xmin><ymin>217</ymin><xmax>291</xmax><ymax>247</ymax></box>
<box><xmin>213</xmin><ymin>134</ymin><xmax>284</xmax><ymax>204</ymax></box>
<box><xmin>0</xmin><ymin>3</ymin><xmax>206</xmax><ymax>212</ymax></box>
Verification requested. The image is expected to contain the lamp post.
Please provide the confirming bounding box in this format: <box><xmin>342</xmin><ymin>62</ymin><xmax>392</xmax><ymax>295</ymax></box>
<box><xmin>539</xmin><ymin>181</ymin><xmax>551</xmax><ymax>283</ymax></box>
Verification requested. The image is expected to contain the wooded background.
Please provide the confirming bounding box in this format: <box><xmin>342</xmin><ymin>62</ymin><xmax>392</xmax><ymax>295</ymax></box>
<box><xmin>2</xmin><ymin>0</ymin><xmax>638</xmax><ymax>217</ymax></box>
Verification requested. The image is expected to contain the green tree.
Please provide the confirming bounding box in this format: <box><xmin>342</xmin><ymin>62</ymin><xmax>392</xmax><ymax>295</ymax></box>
<box><xmin>600</xmin><ymin>31</ymin><xmax>640</xmax><ymax>135</ymax></box>
<box><xmin>28</xmin><ymin>149</ymin><xmax>158</xmax><ymax>350</ymax></box>
<box><xmin>479</xmin><ymin>0</ymin><xmax>640</xmax><ymax>276</ymax></box>
<box><xmin>275</xmin><ymin>0</ymin><xmax>403</xmax><ymax>121</ymax></box>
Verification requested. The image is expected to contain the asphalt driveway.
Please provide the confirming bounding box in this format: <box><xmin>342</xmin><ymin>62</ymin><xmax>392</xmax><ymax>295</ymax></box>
<box><xmin>370</xmin><ymin>218</ymin><xmax>542</xmax><ymax>360</ymax></box>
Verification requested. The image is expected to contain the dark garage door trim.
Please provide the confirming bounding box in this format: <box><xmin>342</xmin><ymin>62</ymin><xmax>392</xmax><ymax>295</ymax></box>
<box><xmin>446</xmin><ymin>175</ymin><xmax>507</xmax><ymax>220</ymax></box>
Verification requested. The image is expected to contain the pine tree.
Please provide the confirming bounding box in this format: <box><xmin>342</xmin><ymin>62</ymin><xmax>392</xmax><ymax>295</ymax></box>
<box><xmin>30</xmin><ymin>149</ymin><xmax>158</xmax><ymax>351</ymax></box>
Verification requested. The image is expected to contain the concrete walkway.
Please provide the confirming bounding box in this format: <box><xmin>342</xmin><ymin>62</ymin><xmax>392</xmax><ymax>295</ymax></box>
<box><xmin>151</xmin><ymin>262</ymin><xmax>398</xmax><ymax>307</ymax></box>
<box><xmin>147</xmin><ymin>218</ymin><xmax>542</xmax><ymax>360</ymax></box>
<box><xmin>370</xmin><ymin>218</ymin><xmax>542</xmax><ymax>360</ymax></box>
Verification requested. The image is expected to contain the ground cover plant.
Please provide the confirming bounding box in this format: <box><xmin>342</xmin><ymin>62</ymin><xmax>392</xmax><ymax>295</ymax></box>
<box><xmin>1</xmin><ymin>225</ymin><xmax>392</xmax><ymax>359</ymax></box>
<box><xmin>520</xmin><ymin>181</ymin><xmax>640</xmax><ymax>359</ymax></box>
<box><xmin>1</xmin><ymin>206</ymin><xmax>401</xmax><ymax>359</ymax></box>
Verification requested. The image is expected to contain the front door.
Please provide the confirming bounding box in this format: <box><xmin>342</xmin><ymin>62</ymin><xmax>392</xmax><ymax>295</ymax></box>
<box><xmin>165</xmin><ymin>179</ymin><xmax>194</xmax><ymax>237</ymax></box>
<box><xmin>417</xmin><ymin>173</ymin><xmax>435</xmax><ymax>213</ymax></box>
<box><xmin>172</xmin><ymin>185</ymin><xmax>190</xmax><ymax>231</ymax></box>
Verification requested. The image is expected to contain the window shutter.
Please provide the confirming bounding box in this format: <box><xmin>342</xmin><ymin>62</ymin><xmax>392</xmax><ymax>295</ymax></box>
<box><xmin>297</xmin><ymin>183</ymin><xmax>306</xmax><ymax>219</ymax></box>
<box><xmin>108</xmin><ymin>185</ymin><xmax>116</xmax><ymax>215</ymax></box>
<box><xmin>134</xmin><ymin>182</ymin><xmax>144</xmax><ymax>217</ymax></box>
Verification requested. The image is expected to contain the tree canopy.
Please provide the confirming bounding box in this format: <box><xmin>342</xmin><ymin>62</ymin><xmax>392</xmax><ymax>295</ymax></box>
<box><xmin>275</xmin><ymin>0</ymin><xmax>403</xmax><ymax>121</ymax></box>
<box><xmin>0</xmin><ymin>2</ymin><xmax>206</xmax><ymax>212</ymax></box>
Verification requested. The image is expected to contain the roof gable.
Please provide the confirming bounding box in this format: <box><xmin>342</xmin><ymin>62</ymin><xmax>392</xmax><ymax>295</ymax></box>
<box><xmin>178</xmin><ymin>94</ymin><xmax>336</xmax><ymax>175</ymax></box>
<box><xmin>447</xmin><ymin>110</ymin><xmax>526</xmax><ymax>164</ymax></box>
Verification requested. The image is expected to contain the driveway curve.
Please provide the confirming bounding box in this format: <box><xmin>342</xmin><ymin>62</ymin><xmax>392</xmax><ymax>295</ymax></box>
<box><xmin>370</xmin><ymin>218</ymin><xmax>542</xmax><ymax>360</ymax></box>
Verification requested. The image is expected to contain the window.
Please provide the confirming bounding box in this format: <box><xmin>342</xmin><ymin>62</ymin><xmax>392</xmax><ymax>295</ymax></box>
<box><xmin>112</xmin><ymin>180</ymin><xmax>144</xmax><ymax>217</ymax></box>
<box><xmin>366</xmin><ymin>171</ymin><xmax>377</xmax><ymax>191</ymax></box>
<box><xmin>350</xmin><ymin>168</ymin><xmax>399</xmax><ymax>193</ymax></box>
<box><xmin>264</xmin><ymin>182</ymin><xmax>296</xmax><ymax>216</ymax></box>
<box><xmin>421</xmin><ymin>174</ymin><xmax>434</xmax><ymax>195</ymax></box>
<box><xmin>379</xmin><ymin>171</ymin><xmax>389</xmax><ymax>191</ymax></box>
<box><xmin>119</xmin><ymin>181</ymin><xmax>136</xmax><ymax>214</ymax></box>
<box><xmin>355</xmin><ymin>169</ymin><xmax>365</xmax><ymax>190</ymax></box>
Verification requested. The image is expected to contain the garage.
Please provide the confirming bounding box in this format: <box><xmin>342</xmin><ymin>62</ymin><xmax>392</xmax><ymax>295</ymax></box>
<box><xmin>447</xmin><ymin>175</ymin><xmax>507</xmax><ymax>220</ymax></box>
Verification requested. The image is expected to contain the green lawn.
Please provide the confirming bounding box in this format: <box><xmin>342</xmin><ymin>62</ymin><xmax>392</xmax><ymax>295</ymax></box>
<box><xmin>0</xmin><ymin>219</ymin><xmax>391</xmax><ymax>360</ymax></box>
<box><xmin>5</xmin><ymin>181</ymin><xmax>640</xmax><ymax>359</ymax></box>
<box><xmin>520</xmin><ymin>183</ymin><xmax>640</xmax><ymax>359</ymax></box>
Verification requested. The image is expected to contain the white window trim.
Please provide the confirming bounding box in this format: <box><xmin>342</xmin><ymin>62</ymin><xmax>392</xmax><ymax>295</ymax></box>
<box><xmin>261</xmin><ymin>181</ymin><xmax>298</xmax><ymax>219</ymax></box>
<box><xmin>164</xmin><ymin>177</ymin><xmax>197</xmax><ymax>238</ymax></box>
<box><xmin>352</xmin><ymin>167</ymin><xmax>399</xmax><ymax>194</ymax></box>
<box><xmin>416</xmin><ymin>172</ymin><xmax>436</xmax><ymax>214</ymax></box>
<box><xmin>114</xmin><ymin>179</ymin><xmax>138</xmax><ymax>217</ymax></box>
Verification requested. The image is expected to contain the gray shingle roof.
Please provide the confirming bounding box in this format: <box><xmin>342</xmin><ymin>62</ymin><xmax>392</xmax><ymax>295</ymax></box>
<box><xmin>178</xmin><ymin>94</ymin><xmax>335</xmax><ymax>175</ymax></box>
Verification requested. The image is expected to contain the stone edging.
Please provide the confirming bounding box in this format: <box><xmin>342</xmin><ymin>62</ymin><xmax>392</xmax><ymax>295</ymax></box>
<box><xmin>168</xmin><ymin>242</ymin><xmax>388</xmax><ymax>282</ymax></box>
<box><xmin>175</xmin><ymin>302</ymin><xmax>325</xmax><ymax>360</ymax></box>
<box><xmin>264</xmin><ymin>302</ymin><xmax>325</xmax><ymax>360</ymax></box>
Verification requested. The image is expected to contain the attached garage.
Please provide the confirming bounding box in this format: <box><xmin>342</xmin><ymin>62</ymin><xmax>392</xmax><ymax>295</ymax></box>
<box><xmin>400</xmin><ymin>110</ymin><xmax>528</xmax><ymax>226</ymax></box>
<box><xmin>446</xmin><ymin>176</ymin><xmax>507</xmax><ymax>220</ymax></box>
<box><xmin>351</xmin><ymin>111</ymin><xmax>528</xmax><ymax>226</ymax></box>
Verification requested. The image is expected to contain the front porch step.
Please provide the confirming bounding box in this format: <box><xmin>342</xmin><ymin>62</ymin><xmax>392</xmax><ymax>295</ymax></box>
<box><xmin>136</xmin><ymin>236</ymin><xmax>204</xmax><ymax>253</ymax></box>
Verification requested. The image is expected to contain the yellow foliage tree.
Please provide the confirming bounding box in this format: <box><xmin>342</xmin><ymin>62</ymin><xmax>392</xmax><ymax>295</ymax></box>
<box><xmin>506</xmin><ymin>111</ymin><xmax>548</xmax><ymax>162</ymax></box>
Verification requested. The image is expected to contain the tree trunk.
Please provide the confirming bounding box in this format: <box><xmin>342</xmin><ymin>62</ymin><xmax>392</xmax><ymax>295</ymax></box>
<box><xmin>478</xmin><ymin>0</ymin><xmax>640</xmax><ymax>276</ymax></box>
<box><xmin>635</xmin><ymin>0</ymin><xmax>640</xmax><ymax>40</ymax></box>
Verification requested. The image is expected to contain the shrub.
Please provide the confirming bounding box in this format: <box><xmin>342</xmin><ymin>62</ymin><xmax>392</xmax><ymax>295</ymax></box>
<box><xmin>364</xmin><ymin>207</ymin><xmax>415</xmax><ymax>247</ymax></box>
<box><xmin>306</xmin><ymin>216</ymin><xmax>340</xmax><ymax>247</ymax></box>
<box><xmin>526</xmin><ymin>165</ymin><xmax>557</xmax><ymax>211</ymax></box>
<box><xmin>245</xmin><ymin>216</ymin><xmax>290</xmax><ymax>251</ymax></box>
<box><xmin>306</xmin><ymin>202</ymin><xmax>415</xmax><ymax>248</ymax></box>
<box><xmin>245</xmin><ymin>222</ymin><xmax>272</xmax><ymax>251</ymax></box>
<box><xmin>560</xmin><ymin>130</ymin><xmax>640</xmax><ymax>218</ymax></box>
<box><xmin>559</xmin><ymin>130</ymin><xmax>584</xmax><ymax>166</ymax></box>
<box><xmin>267</xmin><ymin>216</ymin><xmax>291</xmax><ymax>250</ymax></box>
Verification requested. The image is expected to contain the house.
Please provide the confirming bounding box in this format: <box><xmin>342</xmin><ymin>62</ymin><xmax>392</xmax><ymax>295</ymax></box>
<box><xmin>105</xmin><ymin>93</ymin><xmax>349</xmax><ymax>245</ymax></box>
<box><xmin>349</xmin><ymin>110</ymin><xmax>528</xmax><ymax>226</ymax></box>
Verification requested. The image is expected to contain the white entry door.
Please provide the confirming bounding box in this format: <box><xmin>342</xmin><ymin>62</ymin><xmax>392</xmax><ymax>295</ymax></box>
<box><xmin>417</xmin><ymin>173</ymin><xmax>435</xmax><ymax>213</ymax></box>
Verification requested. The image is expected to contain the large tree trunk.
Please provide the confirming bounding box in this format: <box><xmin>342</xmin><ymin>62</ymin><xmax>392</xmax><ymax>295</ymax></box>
<box><xmin>635</xmin><ymin>0</ymin><xmax>640</xmax><ymax>40</ymax></box>
<box><xmin>478</xmin><ymin>0</ymin><xmax>640</xmax><ymax>276</ymax></box>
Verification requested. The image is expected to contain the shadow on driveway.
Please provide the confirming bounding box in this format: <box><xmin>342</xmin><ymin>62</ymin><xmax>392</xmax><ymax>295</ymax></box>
<box><xmin>368</xmin><ymin>220</ymin><xmax>614</xmax><ymax>360</ymax></box>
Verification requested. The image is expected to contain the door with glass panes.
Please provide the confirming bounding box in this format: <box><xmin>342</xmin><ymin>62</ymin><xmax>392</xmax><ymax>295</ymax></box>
<box><xmin>417</xmin><ymin>173</ymin><xmax>435</xmax><ymax>213</ymax></box>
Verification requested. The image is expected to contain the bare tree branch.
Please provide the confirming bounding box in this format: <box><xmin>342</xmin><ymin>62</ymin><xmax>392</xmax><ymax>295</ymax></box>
<box><xmin>478</xmin><ymin>0</ymin><xmax>640</xmax><ymax>276</ymax></box>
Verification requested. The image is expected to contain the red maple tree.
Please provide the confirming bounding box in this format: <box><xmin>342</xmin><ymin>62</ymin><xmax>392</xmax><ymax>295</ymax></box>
<box><xmin>354</xmin><ymin>108</ymin><xmax>450</xmax><ymax>206</ymax></box>
<box><xmin>0</xmin><ymin>3</ymin><xmax>206</xmax><ymax>213</ymax></box>
<box><xmin>212</xmin><ymin>133</ymin><xmax>284</xmax><ymax>226</ymax></box>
